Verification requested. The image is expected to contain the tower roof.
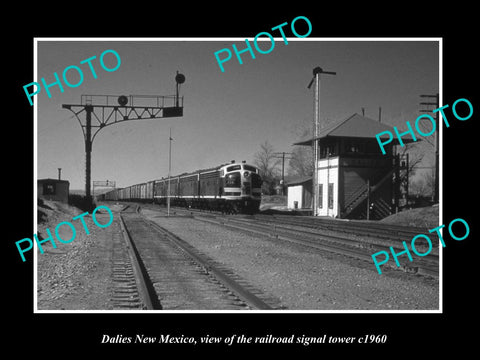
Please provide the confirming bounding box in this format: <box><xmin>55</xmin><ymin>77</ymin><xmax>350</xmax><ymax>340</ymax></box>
<box><xmin>293</xmin><ymin>113</ymin><xmax>416</xmax><ymax>146</ymax></box>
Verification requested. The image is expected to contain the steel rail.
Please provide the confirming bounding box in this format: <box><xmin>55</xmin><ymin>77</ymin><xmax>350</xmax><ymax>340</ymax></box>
<box><xmin>142</xmin><ymin>203</ymin><xmax>433</xmax><ymax>243</ymax></box>
<box><xmin>195</xmin><ymin>216</ymin><xmax>439</xmax><ymax>278</ymax></box>
<box><xmin>116</xmin><ymin>203</ymin><xmax>439</xmax><ymax>277</ymax></box>
<box><xmin>228</xmin><ymin>217</ymin><xmax>440</xmax><ymax>260</ymax></box>
<box><xmin>143</xmin><ymin>218</ymin><xmax>274</xmax><ymax>310</ymax></box>
<box><xmin>253</xmin><ymin>214</ymin><xmax>432</xmax><ymax>241</ymax></box>
<box><xmin>118</xmin><ymin>212</ymin><xmax>159</xmax><ymax>310</ymax></box>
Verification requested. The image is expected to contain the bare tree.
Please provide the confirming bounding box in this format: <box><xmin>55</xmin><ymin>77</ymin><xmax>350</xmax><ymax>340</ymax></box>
<box><xmin>289</xmin><ymin>145</ymin><xmax>313</xmax><ymax>178</ymax></box>
<box><xmin>288</xmin><ymin>119</ymin><xmax>313</xmax><ymax>178</ymax></box>
<box><xmin>399</xmin><ymin>143</ymin><xmax>424</xmax><ymax>177</ymax></box>
<box><xmin>410</xmin><ymin>168</ymin><xmax>435</xmax><ymax>197</ymax></box>
<box><xmin>422</xmin><ymin>167</ymin><xmax>436</xmax><ymax>197</ymax></box>
<box><xmin>254</xmin><ymin>141</ymin><xmax>280</xmax><ymax>194</ymax></box>
<box><xmin>410</xmin><ymin>177</ymin><xmax>428</xmax><ymax>196</ymax></box>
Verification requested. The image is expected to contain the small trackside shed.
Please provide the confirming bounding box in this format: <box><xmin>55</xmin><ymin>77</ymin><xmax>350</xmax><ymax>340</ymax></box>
<box><xmin>38</xmin><ymin>178</ymin><xmax>70</xmax><ymax>203</ymax></box>
<box><xmin>286</xmin><ymin>177</ymin><xmax>312</xmax><ymax>210</ymax></box>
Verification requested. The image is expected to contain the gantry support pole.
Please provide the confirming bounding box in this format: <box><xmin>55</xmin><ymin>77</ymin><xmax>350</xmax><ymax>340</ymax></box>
<box><xmin>85</xmin><ymin>105</ymin><xmax>93</xmax><ymax>205</ymax></box>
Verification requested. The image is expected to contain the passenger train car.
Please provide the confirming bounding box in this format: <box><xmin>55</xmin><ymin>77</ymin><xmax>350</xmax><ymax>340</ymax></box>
<box><xmin>101</xmin><ymin>161</ymin><xmax>263</xmax><ymax>214</ymax></box>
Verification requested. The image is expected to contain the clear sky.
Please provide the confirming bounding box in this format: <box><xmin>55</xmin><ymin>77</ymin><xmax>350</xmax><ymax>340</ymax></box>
<box><xmin>36</xmin><ymin>39</ymin><xmax>439</xmax><ymax>190</ymax></box>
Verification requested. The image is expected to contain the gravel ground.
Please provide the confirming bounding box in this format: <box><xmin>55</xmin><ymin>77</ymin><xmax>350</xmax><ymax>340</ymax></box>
<box><xmin>36</xmin><ymin>201</ymin><xmax>124</xmax><ymax>310</ymax></box>
<box><xmin>142</xmin><ymin>208</ymin><xmax>439</xmax><ymax>311</ymax></box>
<box><xmin>35</xmin><ymin>200</ymin><xmax>440</xmax><ymax>311</ymax></box>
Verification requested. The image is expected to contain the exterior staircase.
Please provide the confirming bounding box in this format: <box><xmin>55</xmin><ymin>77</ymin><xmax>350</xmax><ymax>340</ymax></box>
<box><xmin>342</xmin><ymin>168</ymin><xmax>395</xmax><ymax>220</ymax></box>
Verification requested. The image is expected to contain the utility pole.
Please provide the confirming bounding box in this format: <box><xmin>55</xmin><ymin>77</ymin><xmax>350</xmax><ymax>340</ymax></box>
<box><xmin>167</xmin><ymin>128</ymin><xmax>172</xmax><ymax>217</ymax></box>
<box><xmin>307</xmin><ymin>67</ymin><xmax>336</xmax><ymax>216</ymax></box>
<box><xmin>420</xmin><ymin>93</ymin><xmax>439</xmax><ymax>203</ymax></box>
<box><xmin>272</xmin><ymin>152</ymin><xmax>293</xmax><ymax>195</ymax></box>
<box><xmin>62</xmin><ymin>72</ymin><xmax>185</xmax><ymax>208</ymax></box>
<box><xmin>366</xmin><ymin>179</ymin><xmax>370</xmax><ymax>220</ymax></box>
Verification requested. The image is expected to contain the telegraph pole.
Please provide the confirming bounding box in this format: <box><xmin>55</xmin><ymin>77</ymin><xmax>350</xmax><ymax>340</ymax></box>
<box><xmin>62</xmin><ymin>72</ymin><xmax>185</xmax><ymax>208</ymax></box>
<box><xmin>272</xmin><ymin>152</ymin><xmax>293</xmax><ymax>195</ymax></box>
<box><xmin>420</xmin><ymin>93</ymin><xmax>439</xmax><ymax>203</ymax></box>
<box><xmin>307</xmin><ymin>67</ymin><xmax>336</xmax><ymax>216</ymax></box>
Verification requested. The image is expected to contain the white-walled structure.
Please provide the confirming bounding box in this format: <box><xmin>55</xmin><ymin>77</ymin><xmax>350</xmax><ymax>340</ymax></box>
<box><xmin>286</xmin><ymin>177</ymin><xmax>312</xmax><ymax>211</ymax></box>
<box><xmin>292</xmin><ymin>113</ymin><xmax>415</xmax><ymax>219</ymax></box>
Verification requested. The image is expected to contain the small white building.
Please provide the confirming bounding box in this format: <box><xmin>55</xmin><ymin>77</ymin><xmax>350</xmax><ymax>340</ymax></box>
<box><xmin>286</xmin><ymin>176</ymin><xmax>312</xmax><ymax>211</ymax></box>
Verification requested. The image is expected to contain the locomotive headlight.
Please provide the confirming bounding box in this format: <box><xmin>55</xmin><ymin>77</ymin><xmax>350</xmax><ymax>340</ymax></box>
<box><xmin>243</xmin><ymin>171</ymin><xmax>250</xmax><ymax>178</ymax></box>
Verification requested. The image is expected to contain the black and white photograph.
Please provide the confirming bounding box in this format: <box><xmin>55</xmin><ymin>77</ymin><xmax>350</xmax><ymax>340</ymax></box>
<box><xmin>7</xmin><ymin>7</ymin><xmax>477</xmax><ymax>355</ymax></box>
<box><xmin>33</xmin><ymin>39</ymin><xmax>441</xmax><ymax>313</ymax></box>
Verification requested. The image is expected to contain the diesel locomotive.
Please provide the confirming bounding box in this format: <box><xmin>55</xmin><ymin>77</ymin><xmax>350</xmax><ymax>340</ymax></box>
<box><xmin>101</xmin><ymin>161</ymin><xmax>263</xmax><ymax>214</ymax></box>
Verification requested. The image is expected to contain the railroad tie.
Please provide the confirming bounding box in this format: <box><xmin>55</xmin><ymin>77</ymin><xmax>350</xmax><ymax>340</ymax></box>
<box><xmin>110</xmin><ymin>230</ymin><xmax>145</xmax><ymax>309</ymax></box>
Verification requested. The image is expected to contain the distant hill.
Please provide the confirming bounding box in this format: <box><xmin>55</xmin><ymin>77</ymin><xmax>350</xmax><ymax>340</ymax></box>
<box><xmin>69</xmin><ymin>189</ymin><xmax>114</xmax><ymax>196</ymax></box>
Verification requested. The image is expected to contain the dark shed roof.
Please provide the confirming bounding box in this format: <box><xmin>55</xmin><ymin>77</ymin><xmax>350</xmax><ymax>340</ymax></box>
<box><xmin>38</xmin><ymin>178</ymin><xmax>70</xmax><ymax>184</ymax></box>
<box><xmin>285</xmin><ymin>176</ymin><xmax>312</xmax><ymax>187</ymax></box>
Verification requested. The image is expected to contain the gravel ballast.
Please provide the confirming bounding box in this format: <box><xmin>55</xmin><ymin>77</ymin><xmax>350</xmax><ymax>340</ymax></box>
<box><xmin>36</xmin><ymin>201</ymin><xmax>124</xmax><ymax>310</ymax></box>
<box><xmin>142</xmin><ymin>209</ymin><xmax>439</xmax><ymax>311</ymax></box>
<box><xmin>35</xmin><ymin>200</ymin><xmax>440</xmax><ymax>311</ymax></box>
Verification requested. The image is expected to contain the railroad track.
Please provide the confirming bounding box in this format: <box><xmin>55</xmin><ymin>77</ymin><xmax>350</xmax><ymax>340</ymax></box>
<box><xmin>253</xmin><ymin>213</ymin><xmax>437</xmax><ymax>243</ymax></box>
<box><xmin>140</xmin><ymin>203</ymin><xmax>435</xmax><ymax>243</ymax></box>
<box><xmin>112</xmin><ymin>203</ymin><xmax>439</xmax><ymax>279</ymax></box>
<box><xmin>92</xmin><ymin>205</ymin><xmax>150</xmax><ymax>310</ymax></box>
<box><xmin>168</xmin><ymin>209</ymin><xmax>440</xmax><ymax>279</ymax></box>
<box><xmin>118</xmin><ymin>207</ymin><xmax>279</xmax><ymax>310</ymax></box>
<box><xmin>231</xmin><ymin>216</ymin><xmax>439</xmax><ymax>255</ymax></box>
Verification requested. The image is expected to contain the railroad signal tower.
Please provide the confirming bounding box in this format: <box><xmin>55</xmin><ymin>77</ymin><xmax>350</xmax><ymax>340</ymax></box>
<box><xmin>62</xmin><ymin>72</ymin><xmax>186</xmax><ymax>206</ymax></box>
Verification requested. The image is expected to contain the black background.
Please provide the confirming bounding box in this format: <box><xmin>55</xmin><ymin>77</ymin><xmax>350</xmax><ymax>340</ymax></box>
<box><xmin>6</xmin><ymin>4</ymin><xmax>477</xmax><ymax>356</ymax></box>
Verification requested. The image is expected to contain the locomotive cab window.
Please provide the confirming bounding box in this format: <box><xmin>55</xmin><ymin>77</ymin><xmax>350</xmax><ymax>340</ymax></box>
<box><xmin>226</xmin><ymin>165</ymin><xmax>241</xmax><ymax>172</ymax></box>
<box><xmin>243</xmin><ymin>165</ymin><xmax>257</xmax><ymax>173</ymax></box>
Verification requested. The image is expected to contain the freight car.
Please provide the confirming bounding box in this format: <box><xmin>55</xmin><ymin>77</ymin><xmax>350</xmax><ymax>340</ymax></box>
<box><xmin>101</xmin><ymin>161</ymin><xmax>263</xmax><ymax>214</ymax></box>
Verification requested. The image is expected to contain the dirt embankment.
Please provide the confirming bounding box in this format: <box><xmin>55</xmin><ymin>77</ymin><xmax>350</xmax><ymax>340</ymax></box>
<box><xmin>36</xmin><ymin>200</ymin><xmax>118</xmax><ymax>310</ymax></box>
<box><xmin>380</xmin><ymin>205</ymin><xmax>439</xmax><ymax>229</ymax></box>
